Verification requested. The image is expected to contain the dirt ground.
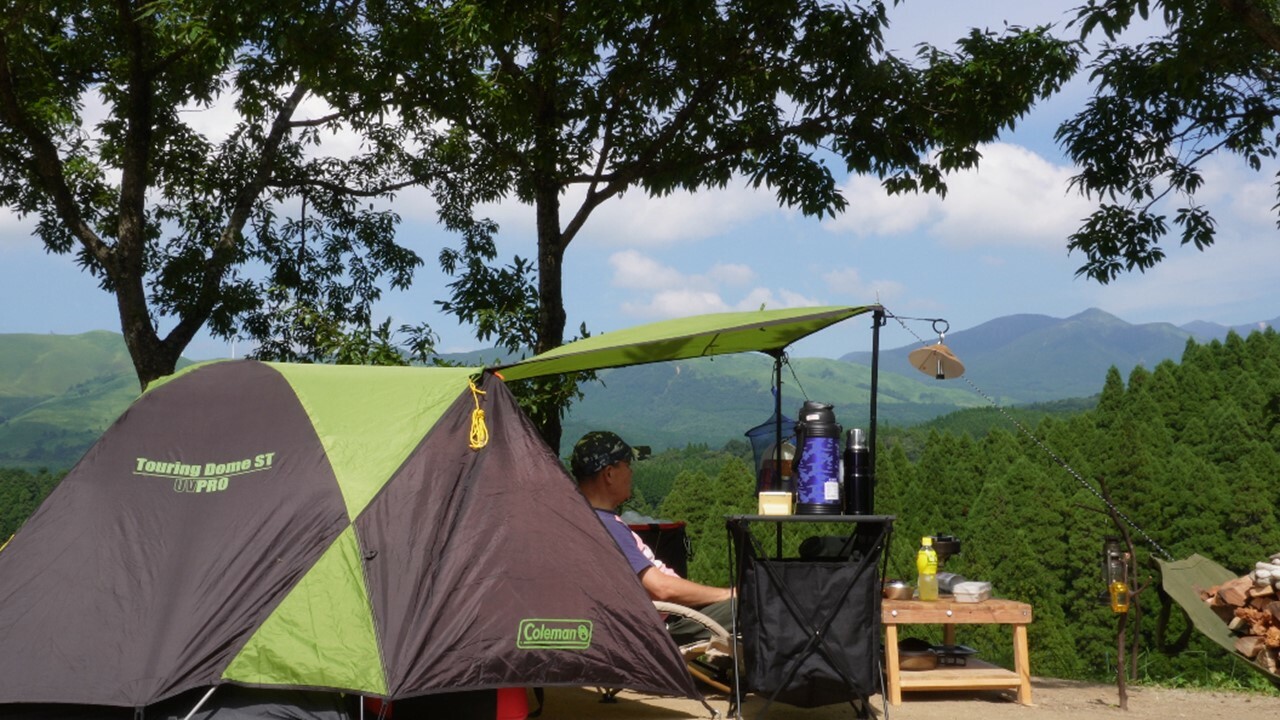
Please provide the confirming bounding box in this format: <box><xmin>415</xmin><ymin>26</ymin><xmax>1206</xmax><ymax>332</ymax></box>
<box><xmin>535</xmin><ymin>677</ymin><xmax>1280</xmax><ymax>719</ymax></box>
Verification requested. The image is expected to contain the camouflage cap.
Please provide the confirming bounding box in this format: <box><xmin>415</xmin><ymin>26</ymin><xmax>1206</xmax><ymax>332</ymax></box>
<box><xmin>570</xmin><ymin>430</ymin><xmax>635</xmax><ymax>479</ymax></box>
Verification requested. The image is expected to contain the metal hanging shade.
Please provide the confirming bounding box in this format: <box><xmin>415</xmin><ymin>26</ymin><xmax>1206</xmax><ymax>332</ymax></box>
<box><xmin>907</xmin><ymin>341</ymin><xmax>965</xmax><ymax>380</ymax></box>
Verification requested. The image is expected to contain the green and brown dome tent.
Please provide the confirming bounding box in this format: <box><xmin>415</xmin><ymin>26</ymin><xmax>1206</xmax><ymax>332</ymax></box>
<box><xmin>0</xmin><ymin>360</ymin><xmax>699</xmax><ymax>717</ymax></box>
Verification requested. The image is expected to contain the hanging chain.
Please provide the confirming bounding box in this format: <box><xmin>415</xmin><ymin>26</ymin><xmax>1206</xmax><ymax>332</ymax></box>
<box><xmin>885</xmin><ymin>312</ymin><xmax>1175</xmax><ymax>562</ymax></box>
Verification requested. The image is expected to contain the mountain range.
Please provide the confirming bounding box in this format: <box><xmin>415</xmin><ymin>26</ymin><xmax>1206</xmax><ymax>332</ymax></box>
<box><xmin>0</xmin><ymin>308</ymin><xmax>1273</xmax><ymax>468</ymax></box>
<box><xmin>841</xmin><ymin>308</ymin><xmax>1277</xmax><ymax>404</ymax></box>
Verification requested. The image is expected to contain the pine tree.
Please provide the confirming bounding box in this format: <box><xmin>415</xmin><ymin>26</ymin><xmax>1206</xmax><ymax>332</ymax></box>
<box><xmin>964</xmin><ymin>454</ymin><xmax>1081</xmax><ymax>677</ymax></box>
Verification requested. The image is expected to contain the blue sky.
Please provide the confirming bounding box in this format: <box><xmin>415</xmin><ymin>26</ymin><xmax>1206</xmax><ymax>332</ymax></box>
<box><xmin>2</xmin><ymin>1</ymin><xmax>1277</xmax><ymax>361</ymax></box>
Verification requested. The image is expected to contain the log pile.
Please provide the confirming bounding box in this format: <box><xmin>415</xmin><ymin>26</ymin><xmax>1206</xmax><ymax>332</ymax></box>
<box><xmin>1202</xmin><ymin>554</ymin><xmax>1280</xmax><ymax>673</ymax></box>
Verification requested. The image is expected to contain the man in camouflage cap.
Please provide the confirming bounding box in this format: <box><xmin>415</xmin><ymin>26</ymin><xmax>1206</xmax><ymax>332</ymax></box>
<box><xmin>570</xmin><ymin>430</ymin><xmax>637</xmax><ymax>479</ymax></box>
<box><xmin>571</xmin><ymin>430</ymin><xmax>733</xmax><ymax>644</ymax></box>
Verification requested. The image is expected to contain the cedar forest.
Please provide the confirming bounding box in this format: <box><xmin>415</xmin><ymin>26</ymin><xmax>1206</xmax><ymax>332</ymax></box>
<box><xmin>3</xmin><ymin>329</ymin><xmax>1280</xmax><ymax>689</ymax></box>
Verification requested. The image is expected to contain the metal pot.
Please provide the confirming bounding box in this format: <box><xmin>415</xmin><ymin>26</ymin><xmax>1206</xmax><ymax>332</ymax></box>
<box><xmin>898</xmin><ymin>637</ymin><xmax>939</xmax><ymax>671</ymax></box>
<box><xmin>883</xmin><ymin>580</ymin><xmax>912</xmax><ymax>600</ymax></box>
<box><xmin>899</xmin><ymin>650</ymin><xmax>939</xmax><ymax>671</ymax></box>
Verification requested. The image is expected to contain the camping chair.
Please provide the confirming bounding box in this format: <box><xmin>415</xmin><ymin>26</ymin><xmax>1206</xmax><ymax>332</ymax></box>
<box><xmin>655</xmin><ymin>601</ymin><xmax>738</xmax><ymax>694</ymax></box>
<box><xmin>591</xmin><ymin>519</ymin><xmax>739</xmax><ymax>701</ymax></box>
<box><xmin>596</xmin><ymin>600</ymin><xmax>737</xmax><ymax>703</ymax></box>
<box><xmin>628</xmin><ymin>520</ymin><xmax>739</xmax><ymax>692</ymax></box>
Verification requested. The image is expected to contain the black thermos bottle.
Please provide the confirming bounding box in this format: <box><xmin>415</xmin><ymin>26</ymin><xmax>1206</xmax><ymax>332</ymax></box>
<box><xmin>842</xmin><ymin>428</ymin><xmax>872</xmax><ymax>514</ymax></box>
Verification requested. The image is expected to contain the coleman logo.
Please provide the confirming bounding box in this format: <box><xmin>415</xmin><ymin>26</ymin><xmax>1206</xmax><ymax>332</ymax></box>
<box><xmin>517</xmin><ymin>619</ymin><xmax>593</xmax><ymax>650</ymax></box>
<box><xmin>134</xmin><ymin>453</ymin><xmax>277</xmax><ymax>493</ymax></box>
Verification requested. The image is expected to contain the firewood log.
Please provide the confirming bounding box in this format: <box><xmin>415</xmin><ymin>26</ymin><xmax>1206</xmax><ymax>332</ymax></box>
<box><xmin>1211</xmin><ymin>604</ymin><xmax>1236</xmax><ymax>623</ymax></box>
<box><xmin>1258</xmin><ymin>649</ymin><xmax>1278</xmax><ymax>673</ymax></box>
<box><xmin>1266</xmin><ymin>627</ymin><xmax>1280</xmax><ymax>649</ymax></box>
<box><xmin>1220</xmin><ymin>576</ymin><xmax>1255</xmax><ymax>607</ymax></box>
<box><xmin>1236</xmin><ymin>635</ymin><xmax>1268</xmax><ymax>659</ymax></box>
<box><xmin>1268</xmin><ymin>601</ymin><xmax>1280</xmax><ymax>624</ymax></box>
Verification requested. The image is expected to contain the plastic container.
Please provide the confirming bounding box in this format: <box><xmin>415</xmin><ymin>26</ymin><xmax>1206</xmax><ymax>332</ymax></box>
<box><xmin>496</xmin><ymin>687</ymin><xmax>529</xmax><ymax>720</ymax></box>
<box><xmin>916</xmin><ymin>537</ymin><xmax>938</xmax><ymax>601</ymax></box>
<box><xmin>758</xmin><ymin>491</ymin><xmax>794</xmax><ymax>516</ymax></box>
<box><xmin>952</xmin><ymin>581</ymin><xmax>992</xmax><ymax>603</ymax></box>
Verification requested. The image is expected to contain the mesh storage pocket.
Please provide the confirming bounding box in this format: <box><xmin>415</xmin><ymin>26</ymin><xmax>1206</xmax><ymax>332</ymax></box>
<box><xmin>739</xmin><ymin>556</ymin><xmax>879</xmax><ymax>707</ymax></box>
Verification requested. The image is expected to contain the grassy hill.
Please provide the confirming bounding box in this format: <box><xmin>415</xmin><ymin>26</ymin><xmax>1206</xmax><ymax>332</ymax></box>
<box><xmin>0</xmin><ymin>332</ymin><xmax>185</xmax><ymax>469</ymax></box>
<box><xmin>0</xmin><ymin>331</ymin><xmax>135</xmax><ymax>418</ymax></box>
<box><xmin>2</xmin><ymin>317</ymin><xmax>1141</xmax><ymax>468</ymax></box>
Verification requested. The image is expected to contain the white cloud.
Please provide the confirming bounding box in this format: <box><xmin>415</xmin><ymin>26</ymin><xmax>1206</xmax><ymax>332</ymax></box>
<box><xmin>612</xmin><ymin>250</ymin><xmax>828</xmax><ymax>320</ymax></box>
<box><xmin>1067</xmin><ymin>152</ymin><xmax>1280</xmax><ymax>325</ymax></box>
<box><xmin>584</xmin><ymin>183</ymin><xmax>780</xmax><ymax>246</ymax></box>
<box><xmin>1193</xmin><ymin>153</ymin><xmax>1280</xmax><ymax>235</ymax></box>
<box><xmin>829</xmin><ymin>179</ymin><xmax>935</xmax><ymax>236</ymax></box>
<box><xmin>706</xmin><ymin>263</ymin><xmax>755</xmax><ymax>286</ymax></box>
<box><xmin>773</xmin><ymin>288</ymin><xmax>825</xmax><ymax>308</ymax></box>
<box><xmin>821</xmin><ymin>266</ymin><xmax>906</xmax><ymax>304</ymax></box>
<box><xmin>609</xmin><ymin>250</ymin><xmax>684</xmax><ymax>290</ymax></box>
<box><xmin>622</xmin><ymin>289</ymin><xmax>729</xmax><ymax>317</ymax></box>
<box><xmin>1081</xmin><ymin>214</ymin><xmax>1280</xmax><ymax>325</ymax></box>
<box><xmin>825</xmin><ymin>142</ymin><xmax>1093</xmax><ymax>251</ymax></box>
<box><xmin>728</xmin><ymin>287</ymin><xmax>823</xmax><ymax>312</ymax></box>
<box><xmin>929</xmin><ymin>144</ymin><xmax>1091</xmax><ymax>248</ymax></box>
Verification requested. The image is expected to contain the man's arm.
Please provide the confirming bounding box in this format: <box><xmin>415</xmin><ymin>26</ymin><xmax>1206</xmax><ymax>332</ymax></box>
<box><xmin>640</xmin><ymin>567</ymin><xmax>733</xmax><ymax>608</ymax></box>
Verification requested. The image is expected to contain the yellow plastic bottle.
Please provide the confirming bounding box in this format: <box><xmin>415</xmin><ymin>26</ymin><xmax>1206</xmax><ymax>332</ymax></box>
<box><xmin>916</xmin><ymin>536</ymin><xmax>939</xmax><ymax>601</ymax></box>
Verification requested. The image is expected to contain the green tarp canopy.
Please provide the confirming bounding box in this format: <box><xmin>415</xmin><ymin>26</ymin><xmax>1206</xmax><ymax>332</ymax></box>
<box><xmin>496</xmin><ymin>305</ymin><xmax>881</xmax><ymax>381</ymax></box>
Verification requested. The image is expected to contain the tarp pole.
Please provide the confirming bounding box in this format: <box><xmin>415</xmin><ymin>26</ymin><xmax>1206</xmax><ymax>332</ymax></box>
<box><xmin>869</xmin><ymin>309</ymin><xmax>883</xmax><ymax>500</ymax></box>
<box><xmin>773</xmin><ymin>352</ymin><xmax>783</xmax><ymax>494</ymax></box>
<box><xmin>181</xmin><ymin>686</ymin><xmax>217</xmax><ymax>720</ymax></box>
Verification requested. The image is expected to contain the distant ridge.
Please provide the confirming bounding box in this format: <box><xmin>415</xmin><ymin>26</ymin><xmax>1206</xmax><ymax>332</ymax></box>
<box><xmin>2</xmin><ymin>309</ymin><xmax>1276</xmax><ymax>466</ymax></box>
<box><xmin>840</xmin><ymin>308</ymin><xmax>1276</xmax><ymax>404</ymax></box>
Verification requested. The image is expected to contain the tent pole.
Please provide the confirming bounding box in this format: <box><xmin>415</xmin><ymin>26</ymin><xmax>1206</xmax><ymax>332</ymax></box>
<box><xmin>869</xmin><ymin>309</ymin><xmax>883</xmax><ymax>503</ymax></box>
<box><xmin>181</xmin><ymin>686</ymin><xmax>217</xmax><ymax>720</ymax></box>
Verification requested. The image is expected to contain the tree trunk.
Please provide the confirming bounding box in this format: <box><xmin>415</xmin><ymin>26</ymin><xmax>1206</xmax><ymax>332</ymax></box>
<box><xmin>530</xmin><ymin>0</ymin><xmax>568</xmax><ymax>451</ymax></box>
<box><xmin>534</xmin><ymin>189</ymin><xmax>567</xmax><ymax>450</ymax></box>
<box><xmin>114</xmin><ymin>259</ymin><xmax>188</xmax><ymax>390</ymax></box>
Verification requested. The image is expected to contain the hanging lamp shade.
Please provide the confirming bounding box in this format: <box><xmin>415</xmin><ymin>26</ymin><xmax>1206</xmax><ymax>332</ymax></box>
<box><xmin>908</xmin><ymin>342</ymin><xmax>965</xmax><ymax>380</ymax></box>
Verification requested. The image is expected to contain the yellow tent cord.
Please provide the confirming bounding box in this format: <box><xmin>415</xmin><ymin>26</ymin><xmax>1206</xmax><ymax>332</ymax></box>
<box><xmin>0</xmin><ymin>534</ymin><xmax>11</xmax><ymax>554</ymax></box>
<box><xmin>468</xmin><ymin>380</ymin><xmax>489</xmax><ymax>450</ymax></box>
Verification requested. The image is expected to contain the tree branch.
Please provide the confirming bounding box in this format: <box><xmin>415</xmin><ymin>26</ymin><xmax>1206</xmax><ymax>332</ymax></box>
<box><xmin>165</xmin><ymin>83</ymin><xmax>311</xmax><ymax>352</ymax></box>
<box><xmin>0</xmin><ymin>35</ymin><xmax>110</xmax><ymax>267</ymax></box>
<box><xmin>1217</xmin><ymin>0</ymin><xmax>1280</xmax><ymax>54</ymax></box>
<box><xmin>288</xmin><ymin>111</ymin><xmax>346</xmax><ymax>128</ymax></box>
<box><xmin>271</xmin><ymin>176</ymin><xmax>418</xmax><ymax>197</ymax></box>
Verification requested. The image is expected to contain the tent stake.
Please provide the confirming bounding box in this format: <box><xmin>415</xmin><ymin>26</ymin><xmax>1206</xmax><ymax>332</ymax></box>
<box><xmin>181</xmin><ymin>686</ymin><xmax>217</xmax><ymax>720</ymax></box>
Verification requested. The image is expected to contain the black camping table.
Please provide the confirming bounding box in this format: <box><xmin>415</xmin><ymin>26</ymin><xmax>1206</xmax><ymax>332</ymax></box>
<box><xmin>726</xmin><ymin>515</ymin><xmax>894</xmax><ymax>719</ymax></box>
